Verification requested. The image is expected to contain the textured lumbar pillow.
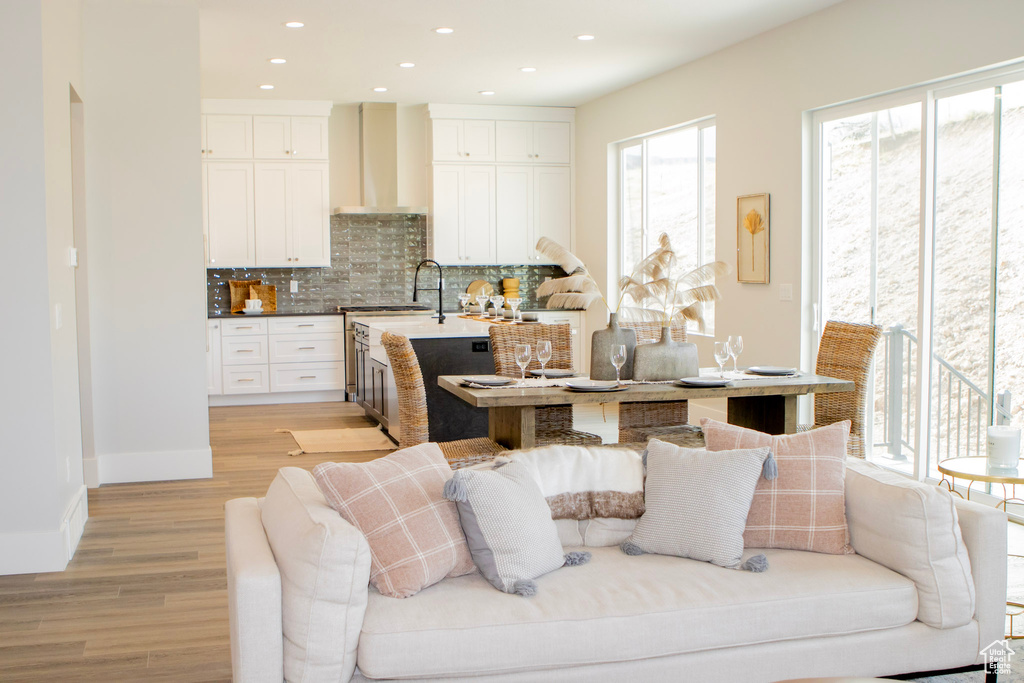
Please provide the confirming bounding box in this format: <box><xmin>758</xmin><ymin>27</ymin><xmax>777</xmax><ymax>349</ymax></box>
<box><xmin>312</xmin><ymin>442</ymin><xmax>476</xmax><ymax>599</ymax></box>
<box><xmin>622</xmin><ymin>439</ymin><xmax>774</xmax><ymax>571</ymax></box>
<box><xmin>443</xmin><ymin>460</ymin><xmax>590</xmax><ymax>596</ymax></box>
<box><xmin>508</xmin><ymin>445</ymin><xmax>645</xmax><ymax>520</ymax></box>
<box><xmin>701</xmin><ymin>418</ymin><xmax>854</xmax><ymax>555</ymax></box>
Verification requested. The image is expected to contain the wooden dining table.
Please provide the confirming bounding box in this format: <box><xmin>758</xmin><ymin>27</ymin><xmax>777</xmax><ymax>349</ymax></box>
<box><xmin>437</xmin><ymin>373</ymin><xmax>854</xmax><ymax>449</ymax></box>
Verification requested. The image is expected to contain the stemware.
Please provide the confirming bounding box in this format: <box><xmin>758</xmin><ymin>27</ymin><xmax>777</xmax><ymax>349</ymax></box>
<box><xmin>458</xmin><ymin>293</ymin><xmax>471</xmax><ymax>315</ymax></box>
<box><xmin>507</xmin><ymin>297</ymin><xmax>523</xmax><ymax>322</ymax></box>
<box><xmin>536</xmin><ymin>340</ymin><xmax>552</xmax><ymax>378</ymax></box>
<box><xmin>490</xmin><ymin>295</ymin><xmax>505</xmax><ymax>320</ymax></box>
<box><xmin>515</xmin><ymin>344</ymin><xmax>532</xmax><ymax>386</ymax></box>
<box><xmin>475</xmin><ymin>295</ymin><xmax>489</xmax><ymax>317</ymax></box>
<box><xmin>714</xmin><ymin>342</ymin><xmax>730</xmax><ymax>378</ymax></box>
<box><xmin>728</xmin><ymin>335</ymin><xmax>744</xmax><ymax>373</ymax></box>
<box><xmin>610</xmin><ymin>344</ymin><xmax>627</xmax><ymax>385</ymax></box>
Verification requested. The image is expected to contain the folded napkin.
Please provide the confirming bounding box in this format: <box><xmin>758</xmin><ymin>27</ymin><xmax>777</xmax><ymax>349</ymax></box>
<box><xmin>462</xmin><ymin>377</ymin><xmax>570</xmax><ymax>389</ymax></box>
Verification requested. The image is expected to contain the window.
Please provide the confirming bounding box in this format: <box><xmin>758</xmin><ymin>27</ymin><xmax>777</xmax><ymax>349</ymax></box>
<box><xmin>813</xmin><ymin>66</ymin><xmax>1024</xmax><ymax>483</ymax></box>
<box><xmin>620</xmin><ymin>120</ymin><xmax>716</xmax><ymax>333</ymax></box>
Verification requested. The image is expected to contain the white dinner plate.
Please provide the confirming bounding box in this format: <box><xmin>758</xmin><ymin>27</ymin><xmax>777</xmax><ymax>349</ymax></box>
<box><xmin>461</xmin><ymin>376</ymin><xmax>514</xmax><ymax>386</ymax></box>
<box><xmin>242</xmin><ymin>309</ymin><xmax>264</xmax><ymax>315</ymax></box>
<box><xmin>674</xmin><ymin>377</ymin><xmax>731</xmax><ymax>387</ymax></box>
<box><xmin>746</xmin><ymin>366</ymin><xmax>799</xmax><ymax>376</ymax></box>
<box><xmin>529</xmin><ymin>369</ymin><xmax>576</xmax><ymax>378</ymax></box>
<box><xmin>565</xmin><ymin>379</ymin><xmax>627</xmax><ymax>392</ymax></box>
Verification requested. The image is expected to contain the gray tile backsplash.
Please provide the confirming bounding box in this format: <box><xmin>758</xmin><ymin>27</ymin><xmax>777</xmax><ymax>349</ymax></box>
<box><xmin>207</xmin><ymin>214</ymin><xmax>567</xmax><ymax>315</ymax></box>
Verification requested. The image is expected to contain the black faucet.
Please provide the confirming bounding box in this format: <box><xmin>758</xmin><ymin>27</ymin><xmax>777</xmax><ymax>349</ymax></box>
<box><xmin>412</xmin><ymin>259</ymin><xmax>445</xmax><ymax>324</ymax></box>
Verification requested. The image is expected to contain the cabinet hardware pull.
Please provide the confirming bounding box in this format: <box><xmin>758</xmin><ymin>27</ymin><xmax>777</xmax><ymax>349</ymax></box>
<box><xmin>299</xmin><ymin>346</ymin><xmax>315</xmax><ymax>350</ymax></box>
<box><xmin>299</xmin><ymin>375</ymin><xmax>316</xmax><ymax>379</ymax></box>
<box><xmin>465</xmin><ymin>152</ymin><xmax>470</xmax><ymax>157</ymax></box>
<box><xmin>209</xmin><ymin>149</ymin><xmax>213</xmax><ymax>154</ymax></box>
<box><xmin>238</xmin><ymin>378</ymin><xmax>254</xmax><ymax>382</ymax></box>
<box><xmin>298</xmin><ymin>323</ymin><xmax>314</xmax><ymax>327</ymax></box>
<box><xmin>285</xmin><ymin>150</ymin><xmax>290</xmax><ymax>154</ymax></box>
<box><xmin>236</xmin><ymin>349</ymin><xmax>254</xmax><ymax>353</ymax></box>
<box><xmin>237</xmin><ymin>325</ymin><xmax>253</xmax><ymax>329</ymax></box>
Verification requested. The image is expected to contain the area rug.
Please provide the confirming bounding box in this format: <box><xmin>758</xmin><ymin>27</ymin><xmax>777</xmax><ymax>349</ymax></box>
<box><xmin>275</xmin><ymin>427</ymin><xmax>396</xmax><ymax>456</ymax></box>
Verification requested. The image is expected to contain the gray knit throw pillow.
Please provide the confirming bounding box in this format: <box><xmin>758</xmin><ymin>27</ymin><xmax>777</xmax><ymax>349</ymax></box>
<box><xmin>623</xmin><ymin>439</ymin><xmax>773</xmax><ymax>571</ymax></box>
<box><xmin>444</xmin><ymin>461</ymin><xmax>590</xmax><ymax>596</ymax></box>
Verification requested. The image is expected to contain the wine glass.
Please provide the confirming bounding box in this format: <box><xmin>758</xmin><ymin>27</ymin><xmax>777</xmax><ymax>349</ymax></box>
<box><xmin>507</xmin><ymin>297</ymin><xmax>523</xmax><ymax>322</ymax></box>
<box><xmin>515</xmin><ymin>344</ymin><xmax>532</xmax><ymax>386</ymax></box>
<box><xmin>490</xmin><ymin>295</ymin><xmax>505</xmax><ymax>320</ymax></box>
<box><xmin>728</xmin><ymin>335</ymin><xmax>744</xmax><ymax>374</ymax></box>
<box><xmin>458</xmin><ymin>293</ymin><xmax>471</xmax><ymax>315</ymax></box>
<box><xmin>714</xmin><ymin>342</ymin><xmax>730</xmax><ymax>378</ymax></box>
<box><xmin>536</xmin><ymin>340</ymin><xmax>552</xmax><ymax>379</ymax></box>
<box><xmin>610</xmin><ymin>344</ymin><xmax>627</xmax><ymax>385</ymax></box>
<box><xmin>475</xmin><ymin>295</ymin><xmax>489</xmax><ymax>317</ymax></box>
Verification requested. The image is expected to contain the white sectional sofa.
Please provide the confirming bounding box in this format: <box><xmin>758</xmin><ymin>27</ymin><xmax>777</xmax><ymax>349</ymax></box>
<box><xmin>225</xmin><ymin>459</ymin><xmax>1006</xmax><ymax>682</ymax></box>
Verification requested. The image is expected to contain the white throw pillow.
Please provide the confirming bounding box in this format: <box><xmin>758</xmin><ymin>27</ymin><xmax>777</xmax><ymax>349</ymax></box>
<box><xmin>845</xmin><ymin>459</ymin><xmax>976</xmax><ymax>629</ymax></box>
<box><xmin>261</xmin><ymin>467</ymin><xmax>372</xmax><ymax>682</ymax></box>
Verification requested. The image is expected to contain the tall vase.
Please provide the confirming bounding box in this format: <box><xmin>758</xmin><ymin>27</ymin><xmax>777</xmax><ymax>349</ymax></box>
<box><xmin>590</xmin><ymin>312</ymin><xmax>637</xmax><ymax>380</ymax></box>
<box><xmin>632</xmin><ymin>325</ymin><xmax>699</xmax><ymax>381</ymax></box>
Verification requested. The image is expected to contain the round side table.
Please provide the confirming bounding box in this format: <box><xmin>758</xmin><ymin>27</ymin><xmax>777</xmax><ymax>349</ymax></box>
<box><xmin>938</xmin><ymin>456</ymin><xmax>1023</xmax><ymax>638</ymax></box>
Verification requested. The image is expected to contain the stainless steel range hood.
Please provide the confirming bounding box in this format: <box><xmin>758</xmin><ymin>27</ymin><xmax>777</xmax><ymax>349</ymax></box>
<box><xmin>332</xmin><ymin>103</ymin><xmax>427</xmax><ymax>215</ymax></box>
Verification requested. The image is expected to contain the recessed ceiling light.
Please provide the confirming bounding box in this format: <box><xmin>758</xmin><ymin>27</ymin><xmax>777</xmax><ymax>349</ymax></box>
<box><xmin>260</xmin><ymin>84</ymin><xmax>274</xmax><ymax>90</ymax></box>
<box><xmin>520</xmin><ymin>67</ymin><xmax>537</xmax><ymax>72</ymax></box>
<box><xmin>269</xmin><ymin>58</ymin><xmax>287</xmax><ymax>64</ymax></box>
<box><xmin>434</xmin><ymin>27</ymin><xmax>454</xmax><ymax>34</ymax></box>
<box><xmin>373</xmin><ymin>87</ymin><xmax>388</xmax><ymax>92</ymax></box>
<box><xmin>576</xmin><ymin>34</ymin><xmax>595</xmax><ymax>41</ymax></box>
<box><xmin>399</xmin><ymin>62</ymin><xmax>415</xmax><ymax>68</ymax></box>
<box><xmin>284</xmin><ymin>21</ymin><xmax>304</xmax><ymax>28</ymax></box>
<box><xmin>479</xmin><ymin>90</ymin><xmax>495</xmax><ymax>96</ymax></box>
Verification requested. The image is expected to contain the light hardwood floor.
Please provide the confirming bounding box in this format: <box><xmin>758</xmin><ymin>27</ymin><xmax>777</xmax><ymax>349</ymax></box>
<box><xmin>0</xmin><ymin>402</ymin><xmax>391</xmax><ymax>682</ymax></box>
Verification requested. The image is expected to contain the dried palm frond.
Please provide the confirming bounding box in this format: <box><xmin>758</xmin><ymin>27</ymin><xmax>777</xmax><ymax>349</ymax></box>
<box><xmin>533</xmin><ymin>238</ymin><xmax>608</xmax><ymax>311</ymax></box>
<box><xmin>617</xmin><ymin>306</ymin><xmax>668</xmax><ymax>322</ymax></box>
<box><xmin>743</xmin><ymin>209</ymin><xmax>765</xmax><ymax>271</ymax></box>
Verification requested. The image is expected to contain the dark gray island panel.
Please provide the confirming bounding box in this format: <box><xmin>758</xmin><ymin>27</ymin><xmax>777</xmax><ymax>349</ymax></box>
<box><xmin>410</xmin><ymin>337</ymin><xmax>494</xmax><ymax>443</ymax></box>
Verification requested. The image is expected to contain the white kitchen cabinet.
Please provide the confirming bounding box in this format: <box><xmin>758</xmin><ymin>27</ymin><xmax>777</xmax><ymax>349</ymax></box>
<box><xmin>223</xmin><ymin>364</ymin><xmax>270</xmax><ymax>394</ymax></box>
<box><xmin>203</xmin><ymin>115</ymin><xmax>253</xmax><ymax>159</ymax></box>
<box><xmin>206</xmin><ymin>162</ymin><xmax>255</xmax><ymax>267</ymax></box>
<box><xmin>495</xmin><ymin>165</ymin><xmax>570</xmax><ymax>264</ymax></box>
<box><xmin>429</xmin><ymin>165</ymin><xmax>495</xmax><ymax>265</ymax></box>
<box><xmin>222</xmin><ymin>334</ymin><xmax>270</xmax><ymax>366</ymax></box>
<box><xmin>268</xmin><ymin>332</ymin><xmax>343</xmax><ymax>363</ymax></box>
<box><xmin>253</xmin><ymin>116</ymin><xmax>329</xmax><ymax>160</ymax></box>
<box><xmin>270</xmin><ymin>362</ymin><xmax>344</xmax><ymax>393</ymax></box>
<box><xmin>207</xmin><ymin>320</ymin><xmax>222</xmax><ymax>395</ymax></box>
<box><xmin>253</xmin><ymin>162</ymin><xmax>330</xmax><ymax>267</ymax></box>
<box><xmin>495</xmin><ymin>121</ymin><xmax>571</xmax><ymax>164</ymax></box>
<box><xmin>431</xmin><ymin>119</ymin><xmax>495</xmax><ymax>162</ymax></box>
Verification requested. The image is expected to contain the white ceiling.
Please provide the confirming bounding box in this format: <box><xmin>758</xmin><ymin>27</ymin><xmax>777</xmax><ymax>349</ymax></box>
<box><xmin>199</xmin><ymin>0</ymin><xmax>842</xmax><ymax>107</ymax></box>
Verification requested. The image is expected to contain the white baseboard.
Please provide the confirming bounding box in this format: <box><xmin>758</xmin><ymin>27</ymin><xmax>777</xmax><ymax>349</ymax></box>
<box><xmin>0</xmin><ymin>485</ymin><xmax>88</xmax><ymax>576</ymax></box>
<box><xmin>209</xmin><ymin>390</ymin><xmax>349</xmax><ymax>407</ymax></box>
<box><xmin>95</xmin><ymin>447</ymin><xmax>213</xmax><ymax>485</ymax></box>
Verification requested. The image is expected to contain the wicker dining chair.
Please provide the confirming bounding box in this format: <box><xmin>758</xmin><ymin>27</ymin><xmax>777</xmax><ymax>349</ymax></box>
<box><xmin>798</xmin><ymin>320</ymin><xmax>883</xmax><ymax>458</ymax></box>
<box><xmin>488</xmin><ymin>323</ymin><xmax>603</xmax><ymax>447</ymax></box>
<box><xmin>615</xmin><ymin>321</ymin><xmax>704</xmax><ymax>447</ymax></box>
<box><xmin>381</xmin><ymin>332</ymin><xmax>506</xmax><ymax>468</ymax></box>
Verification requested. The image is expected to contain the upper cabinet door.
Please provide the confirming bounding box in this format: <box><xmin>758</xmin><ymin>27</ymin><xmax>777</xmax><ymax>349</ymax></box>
<box><xmin>462</xmin><ymin>121</ymin><xmax>495</xmax><ymax>161</ymax></box>
<box><xmin>495</xmin><ymin>166</ymin><xmax>533</xmax><ymax>264</ymax></box>
<box><xmin>533</xmin><ymin>122</ymin><xmax>571</xmax><ymax>164</ymax></box>
<box><xmin>253</xmin><ymin>116</ymin><xmax>291</xmax><ymax>159</ymax></box>
<box><xmin>206</xmin><ymin>162</ymin><xmax>255</xmax><ymax>267</ymax></box>
<box><xmin>462</xmin><ymin>165</ymin><xmax>496</xmax><ymax>264</ymax></box>
<box><xmin>254</xmin><ymin>163</ymin><xmax>291</xmax><ymax>266</ymax></box>
<box><xmin>432</xmin><ymin>120</ymin><xmax>463</xmax><ymax>162</ymax></box>
<box><xmin>533</xmin><ymin>166</ymin><xmax>571</xmax><ymax>260</ymax></box>
<box><xmin>430</xmin><ymin>165</ymin><xmax>463</xmax><ymax>263</ymax></box>
<box><xmin>290</xmin><ymin>117</ymin><xmax>329</xmax><ymax>159</ymax></box>
<box><xmin>205</xmin><ymin>115</ymin><xmax>253</xmax><ymax>159</ymax></box>
<box><xmin>495</xmin><ymin>121</ymin><xmax>534</xmax><ymax>163</ymax></box>
<box><xmin>290</xmin><ymin>163</ymin><xmax>331</xmax><ymax>266</ymax></box>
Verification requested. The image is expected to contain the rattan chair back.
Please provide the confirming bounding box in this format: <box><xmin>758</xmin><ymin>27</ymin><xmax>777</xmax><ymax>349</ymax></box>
<box><xmin>488</xmin><ymin>323</ymin><xmax>574</xmax><ymax>376</ymax></box>
<box><xmin>813</xmin><ymin>320</ymin><xmax>883</xmax><ymax>458</ymax></box>
<box><xmin>380</xmin><ymin>331</ymin><xmax>430</xmax><ymax>449</ymax></box>
<box><xmin>617</xmin><ymin>321</ymin><xmax>690</xmax><ymax>441</ymax></box>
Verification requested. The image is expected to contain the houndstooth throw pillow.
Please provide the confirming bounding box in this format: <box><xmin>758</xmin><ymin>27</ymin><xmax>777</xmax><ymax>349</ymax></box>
<box><xmin>623</xmin><ymin>439</ymin><xmax>772</xmax><ymax>570</ymax></box>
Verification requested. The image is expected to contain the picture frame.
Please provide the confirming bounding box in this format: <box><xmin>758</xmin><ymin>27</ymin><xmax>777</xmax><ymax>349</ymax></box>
<box><xmin>737</xmin><ymin>193</ymin><xmax>769</xmax><ymax>284</ymax></box>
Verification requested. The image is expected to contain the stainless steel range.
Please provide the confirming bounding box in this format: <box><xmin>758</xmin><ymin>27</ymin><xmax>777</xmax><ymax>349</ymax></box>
<box><xmin>337</xmin><ymin>305</ymin><xmax>434</xmax><ymax>398</ymax></box>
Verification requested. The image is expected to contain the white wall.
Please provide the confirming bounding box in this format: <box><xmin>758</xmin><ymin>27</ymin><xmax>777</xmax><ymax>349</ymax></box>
<box><xmin>575</xmin><ymin>0</ymin><xmax>1024</xmax><ymax>375</ymax></box>
<box><xmin>0</xmin><ymin>0</ymin><xmax>89</xmax><ymax>575</ymax></box>
<box><xmin>82</xmin><ymin>0</ymin><xmax>211</xmax><ymax>484</ymax></box>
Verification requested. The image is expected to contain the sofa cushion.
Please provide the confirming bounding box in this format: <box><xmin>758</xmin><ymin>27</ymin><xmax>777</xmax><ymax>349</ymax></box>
<box><xmin>312</xmin><ymin>443</ymin><xmax>475</xmax><ymax>598</ymax></box>
<box><xmin>625</xmin><ymin>440</ymin><xmax>772</xmax><ymax>569</ymax></box>
<box><xmin>702</xmin><ymin>419</ymin><xmax>854</xmax><ymax>555</ymax></box>
<box><xmin>846</xmin><ymin>459</ymin><xmax>976</xmax><ymax>629</ymax></box>
<box><xmin>260</xmin><ymin>467</ymin><xmax>371</xmax><ymax>683</ymax></box>
<box><xmin>358</xmin><ymin>546</ymin><xmax>918</xmax><ymax>679</ymax></box>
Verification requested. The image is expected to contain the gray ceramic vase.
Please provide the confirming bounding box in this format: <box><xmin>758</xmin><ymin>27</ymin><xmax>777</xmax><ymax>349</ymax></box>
<box><xmin>590</xmin><ymin>313</ymin><xmax>637</xmax><ymax>381</ymax></box>
<box><xmin>632</xmin><ymin>325</ymin><xmax>699</xmax><ymax>381</ymax></box>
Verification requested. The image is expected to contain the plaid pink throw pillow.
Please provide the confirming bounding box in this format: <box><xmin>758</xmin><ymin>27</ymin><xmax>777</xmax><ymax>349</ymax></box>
<box><xmin>701</xmin><ymin>419</ymin><xmax>854</xmax><ymax>555</ymax></box>
<box><xmin>313</xmin><ymin>443</ymin><xmax>475</xmax><ymax>598</ymax></box>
